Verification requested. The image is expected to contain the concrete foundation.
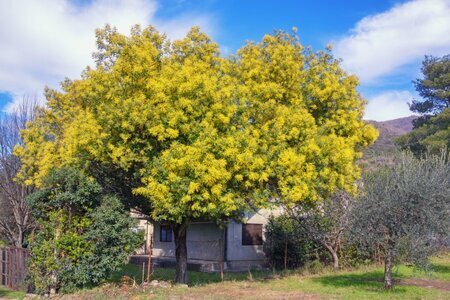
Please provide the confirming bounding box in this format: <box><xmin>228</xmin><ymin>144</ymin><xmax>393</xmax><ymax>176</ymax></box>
<box><xmin>129</xmin><ymin>255</ymin><xmax>268</xmax><ymax>272</ymax></box>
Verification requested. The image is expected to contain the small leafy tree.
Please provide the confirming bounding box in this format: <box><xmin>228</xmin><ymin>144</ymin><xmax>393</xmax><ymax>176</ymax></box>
<box><xmin>350</xmin><ymin>151</ymin><xmax>450</xmax><ymax>289</ymax></box>
<box><xmin>27</xmin><ymin>168</ymin><xmax>142</xmax><ymax>294</ymax></box>
<box><xmin>288</xmin><ymin>191</ymin><xmax>354</xmax><ymax>269</ymax></box>
<box><xmin>265</xmin><ymin>215</ymin><xmax>319</xmax><ymax>270</ymax></box>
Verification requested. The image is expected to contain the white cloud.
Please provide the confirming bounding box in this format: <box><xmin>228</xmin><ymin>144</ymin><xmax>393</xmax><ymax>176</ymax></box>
<box><xmin>334</xmin><ymin>0</ymin><xmax>450</xmax><ymax>82</ymax></box>
<box><xmin>365</xmin><ymin>90</ymin><xmax>415</xmax><ymax>121</ymax></box>
<box><xmin>0</xmin><ymin>0</ymin><xmax>214</xmax><ymax>111</ymax></box>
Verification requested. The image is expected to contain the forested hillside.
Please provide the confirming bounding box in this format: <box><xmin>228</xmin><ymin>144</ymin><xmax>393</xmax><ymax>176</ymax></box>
<box><xmin>362</xmin><ymin>116</ymin><xmax>416</xmax><ymax>167</ymax></box>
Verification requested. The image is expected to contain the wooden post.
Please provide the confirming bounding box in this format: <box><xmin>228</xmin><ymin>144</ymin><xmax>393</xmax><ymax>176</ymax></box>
<box><xmin>221</xmin><ymin>229</ymin><xmax>227</xmax><ymax>282</ymax></box>
<box><xmin>0</xmin><ymin>249</ymin><xmax>2</xmax><ymax>286</ymax></box>
<box><xmin>284</xmin><ymin>236</ymin><xmax>288</xmax><ymax>270</ymax></box>
<box><xmin>146</xmin><ymin>237</ymin><xmax>152</xmax><ymax>283</ymax></box>
<box><xmin>6</xmin><ymin>249</ymin><xmax>10</xmax><ymax>287</ymax></box>
<box><xmin>0</xmin><ymin>248</ymin><xmax>7</xmax><ymax>286</ymax></box>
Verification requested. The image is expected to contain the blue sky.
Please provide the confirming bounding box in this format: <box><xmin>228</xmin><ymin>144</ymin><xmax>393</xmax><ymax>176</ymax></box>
<box><xmin>155</xmin><ymin>0</ymin><xmax>397</xmax><ymax>50</ymax></box>
<box><xmin>1</xmin><ymin>0</ymin><xmax>449</xmax><ymax>120</ymax></box>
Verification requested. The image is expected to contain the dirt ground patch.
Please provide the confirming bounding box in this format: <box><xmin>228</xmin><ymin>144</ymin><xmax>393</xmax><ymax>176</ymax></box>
<box><xmin>56</xmin><ymin>283</ymin><xmax>320</xmax><ymax>300</ymax></box>
<box><xmin>397</xmin><ymin>278</ymin><xmax>450</xmax><ymax>292</ymax></box>
<box><xmin>162</xmin><ymin>282</ymin><xmax>320</xmax><ymax>300</ymax></box>
<box><xmin>169</xmin><ymin>290</ymin><xmax>318</xmax><ymax>300</ymax></box>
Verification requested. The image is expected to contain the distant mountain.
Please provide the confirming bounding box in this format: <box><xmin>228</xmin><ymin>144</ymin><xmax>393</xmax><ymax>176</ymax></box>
<box><xmin>368</xmin><ymin>116</ymin><xmax>416</xmax><ymax>152</ymax></box>
<box><xmin>362</xmin><ymin>116</ymin><xmax>417</xmax><ymax>168</ymax></box>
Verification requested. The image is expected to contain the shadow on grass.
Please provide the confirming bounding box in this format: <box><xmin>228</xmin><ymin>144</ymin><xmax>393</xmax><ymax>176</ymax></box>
<box><xmin>311</xmin><ymin>270</ymin><xmax>408</xmax><ymax>294</ymax></box>
<box><xmin>110</xmin><ymin>263</ymin><xmax>272</xmax><ymax>287</ymax></box>
<box><xmin>431</xmin><ymin>263</ymin><xmax>450</xmax><ymax>277</ymax></box>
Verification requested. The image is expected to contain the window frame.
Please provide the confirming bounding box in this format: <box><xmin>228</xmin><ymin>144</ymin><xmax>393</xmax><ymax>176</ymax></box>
<box><xmin>160</xmin><ymin>224</ymin><xmax>172</xmax><ymax>243</ymax></box>
<box><xmin>242</xmin><ymin>223</ymin><xmax>263</xmax><ymax>246</ymax></box>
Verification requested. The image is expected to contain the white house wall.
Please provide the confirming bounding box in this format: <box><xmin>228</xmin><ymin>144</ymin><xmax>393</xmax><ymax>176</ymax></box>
<box><xmin>226</xmin><ymin>208</ymin><xmax>281</xmax><ymax>263</ymax></box>
<box><xmin>152</xmin><ymin>222</ymin><xmax>224</xmax><ymax>261</ymax></box>
<box><xmin>150</xmin><ymin>207</ymin><xmax>283</xmax><ymax>267</ymax></box>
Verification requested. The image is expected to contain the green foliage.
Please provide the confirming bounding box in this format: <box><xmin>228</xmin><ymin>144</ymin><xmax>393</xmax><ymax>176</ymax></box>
<box><xmin>26</xmin><ymin>168</ymin><xmax>143</xmax><ymax>294</ymax></box>
<box><xmin>27</xmin><ymin>167</ymin><xmax>102</xmax><ymax>219</ymax></box>
<box><xmin>339</xmin><ymin>244</ymin><xmax>373</xmax><ymax>268</ymax></box>
<box><xmin>410</xmin><ymin>54</ymin><xmax>449</xmax><ymax>127</ymax></box>
<box><xmin>77</xmin><ymin>195</ymin><xmax>144</xmax><ymax>286</ymax></box>
<box><xmin>27</xmin><ymin>210</ymin><xmax>92</xmax><ymax>293</ymax></box>
<box><xmin>264</xmin><ymin>215</ymin><xmax>325</xmax><ymax>270</ymax></box>
<box><xmin>15</xmin><ymin>25</ymin><xmax>376</xmax><ymax>284</ymax></box>
<box><xmin>350</xmin><ymin>151</ymin><xmax>450</xmax><ymax>276</ymax></box>
<box><xmin>287</xmin><ymin>191</ymin><xmax>356</xmax><ymax>269</ymax></box>
<box><xmin>265</xmin><ymin>196</ymin><xmax>371</xmax><ymax>271</ymax></box>
<box><xmin>399</xmin><ymin>54</ymin><xmax>449</xmax><ymax>156</ymax></box>
<box><xmin>16</xmin><ymin>26</ymin><xmax>377</xmax><ymax>222</ymax></box>
<box><xmin>397</xmin><ymin>108</ymin><xmax>450</xmax><ymax>155</ymax></box>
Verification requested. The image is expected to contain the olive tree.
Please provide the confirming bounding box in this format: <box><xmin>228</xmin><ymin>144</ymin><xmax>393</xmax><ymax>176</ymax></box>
<box><xmin>350</xmin><ymin>151</ymin><xmax>449</xmax><ymax>289</ymax></box>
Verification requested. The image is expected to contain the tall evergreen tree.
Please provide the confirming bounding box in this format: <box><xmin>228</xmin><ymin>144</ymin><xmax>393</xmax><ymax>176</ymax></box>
<box><xmin>410</xmin><ymin>54</ymin><xmax>449</xmax><ymax>128</ymax></box>
<box><xmin>398</xmin><ymin>55</ymin><xmax>449</xmax><ymax>155</ymax></box>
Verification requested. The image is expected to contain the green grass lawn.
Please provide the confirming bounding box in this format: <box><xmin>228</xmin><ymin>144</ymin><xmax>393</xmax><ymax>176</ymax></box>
<box><xmin>119</xmin><ymin>253</ymin><xmax>450</xmax><ymax>299</ymax></box>
<box><xmin>3</xmin><ymin>253</ymin><xmax>448</xmax><ymax>299</ymax></box>
<box><xmin>0</xmin><ymin>286</ymin><xmax>26</xmax><ymax>300</ymax></box>
<box><xmin>110</xmin><ymin>263</ymin><xmax>271</xmax><ymax>286</ymax></box>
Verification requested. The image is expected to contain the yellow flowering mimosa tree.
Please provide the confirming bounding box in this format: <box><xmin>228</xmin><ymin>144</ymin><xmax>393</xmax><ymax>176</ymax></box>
<box><xmin>16</xmin><ymin>26</ymin><xmax>377</xmax><ymax>283</ymax></box>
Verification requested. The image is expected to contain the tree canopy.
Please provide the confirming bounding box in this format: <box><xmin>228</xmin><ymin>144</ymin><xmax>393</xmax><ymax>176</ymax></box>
<box><xmin>350</xmin><ymin>151</ymin><xmax>450</xmax><ymax>289</ymax></box>
<box><xmin>15</xmin><ymin>25</ymin><xmax>377</xmax><ymax>283</ymax></box>
<box><xmin>398</xmin><ymin>54</ymin><xmax>449</xmax><ymax>155</ymax></box>
<box><xmin>397</xmin><ymin>108</ymin><xmax>450</xmax><ymax>155</ymax></box>
<box><xmin>410</xmin><ymin>54</ymin><xmax>449</xmax><ymax>128</ymax></box>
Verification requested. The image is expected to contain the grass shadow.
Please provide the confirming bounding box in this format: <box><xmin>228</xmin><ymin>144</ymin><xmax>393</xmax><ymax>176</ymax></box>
<box><xmin>430</xmin><ymin>263</ymin><xmax>450</xmax><ymax>278</ymax></box>
<box><xmin>110</xmin><ymin>263</ymin><xmax>273</xmax><ymax>287</ymax></box>
<box><xmin>311</xmin><ymin>269</ymin><xmax>408</xmax><ymax>294</ymax></box>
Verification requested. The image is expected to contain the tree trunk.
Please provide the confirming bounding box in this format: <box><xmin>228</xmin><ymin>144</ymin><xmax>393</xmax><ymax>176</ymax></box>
<box><xmin>146</xmin><ymin>237</ymin><xmax>152</xmax><ymax>283</ymax></box>
<box><xmin>324</xmin><ymin>244</ymin><xmax>339</xmax><ymax>270</ymax></box>
<box><xmin>331</xmin><ymin>250</ymin><xmax>339</xmax><ymax>270</ymax></box>
<box><xmin>173</xmin><ymin>221</ymin><xmax>189</xmax><ymax>284</ymax></box>
<box><xmin>384</xmin><ymin>241</ymin><xmax>394</xmax><ymax>289</ymax></box>
<box><xmin>15</xmin><ymin>229</ymin><xmax>23</xmax><ymax>248</ymax></box>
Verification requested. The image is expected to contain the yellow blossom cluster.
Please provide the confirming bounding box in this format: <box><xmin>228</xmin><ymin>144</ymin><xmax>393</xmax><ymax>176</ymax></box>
<box><xmin>15</xmin><ymin>26</ymin><xmax>377</xmax><ymax>222</ymax></box>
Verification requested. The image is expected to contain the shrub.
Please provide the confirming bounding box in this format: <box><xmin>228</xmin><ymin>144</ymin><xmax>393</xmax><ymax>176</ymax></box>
<box><xmin>339</xmin><ymin>244</ymin><xmax>374</xmax><ymax>268</ymax></box>
<box><xmin>26</xmin><ymin>168</ymin><xmax>143</xmax><ymax>294</ymax></box>
<box><xmin>264</xmin><ymin>215</ymin><xmax>322</xmax><ymax>269</ymax></box>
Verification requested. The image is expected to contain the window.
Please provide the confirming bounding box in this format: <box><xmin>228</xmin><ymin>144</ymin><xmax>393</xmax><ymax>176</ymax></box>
<box><xmin>160</xmin><ymin>225</ymin><xmax>172</xmax><ymax>242</ymax></box>
<box><xmin>242</xmin><ymin>224</ymin><xmax>263</xmax><ymax>245</ymax></box>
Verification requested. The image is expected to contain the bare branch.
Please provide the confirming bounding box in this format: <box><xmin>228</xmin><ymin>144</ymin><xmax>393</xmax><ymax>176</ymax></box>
<box><xmin>0</xmin><ymin>95</ymin><xmax>39</xmax><ymax>247</ymax></box>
